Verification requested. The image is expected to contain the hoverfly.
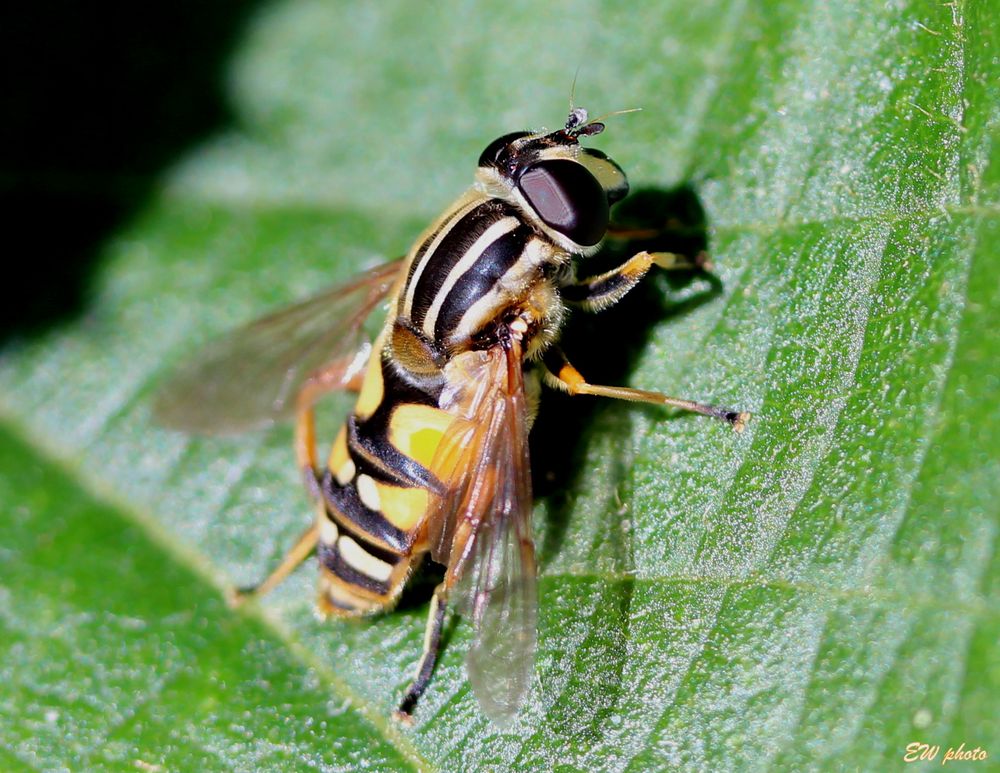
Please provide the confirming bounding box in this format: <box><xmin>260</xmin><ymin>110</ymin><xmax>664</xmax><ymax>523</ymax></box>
<box><xmin>155</xmin><ymin>106</ymin><xmax>749</xmax><ymax>724</ymax></box>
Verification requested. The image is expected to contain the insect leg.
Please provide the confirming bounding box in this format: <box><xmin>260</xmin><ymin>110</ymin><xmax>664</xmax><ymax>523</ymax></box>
<box><xmin>230</xmin><ymin>349</ymin><xmax>372</xmax><ymax>607</ymax></box>
<box><xmin>561</xmin><ymin>250</ymin><xmax>707</xmax><ymax>312</ymax></box>
<box><xmin>227</xmin><ymin>522</ymin><xmax>319</xmax><ymax>607</ymax></box>
<box><xmin>395</xmin><ymin>582</ymin><xmax>449</xmax><ymax>724</ymax></box>
<box><xmin>541</xmin><ymin>347</ymin><xmax>750</xmax><ymax>432</ymax></box>
<box><xmin>295</xmin><ymin>352</ymin><xmax>369</xmax><ymax>497</ymax></box>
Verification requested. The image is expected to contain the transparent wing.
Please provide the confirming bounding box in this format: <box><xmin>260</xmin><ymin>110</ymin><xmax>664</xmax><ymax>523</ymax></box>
<box><xmin>153</xmin><ymin>258</ymin><xmax>403</xmax><ymax>435</ymax></box>
<box><xmin>427</xmin><ymin>342</ymin><xmax>537</xmax><ymax>724</ymax></box>
<box><xmin>460</xmin><ymin>448</ymin><xmax>537</xmax><ymax>724</ymax></box>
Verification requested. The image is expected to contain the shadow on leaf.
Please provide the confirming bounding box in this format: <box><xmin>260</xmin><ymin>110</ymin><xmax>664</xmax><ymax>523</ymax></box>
<box><xmin>528</xmin><ymin>182</ymin><xmax>720</xmax><ymax>737</ymax></box>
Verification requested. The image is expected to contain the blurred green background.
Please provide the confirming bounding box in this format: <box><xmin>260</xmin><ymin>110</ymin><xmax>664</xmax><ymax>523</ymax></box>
<box><xmin>1</xmin><ymin>1</ymin><xmax>997</xmax><ymax>771</ymax></box>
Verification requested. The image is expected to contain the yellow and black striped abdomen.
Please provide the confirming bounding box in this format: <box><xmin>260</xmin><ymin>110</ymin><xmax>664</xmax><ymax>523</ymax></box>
<box><xmin>315</xmin><ymin>345</ymin><xmax>455</xmax><ymax>616</ymax></box>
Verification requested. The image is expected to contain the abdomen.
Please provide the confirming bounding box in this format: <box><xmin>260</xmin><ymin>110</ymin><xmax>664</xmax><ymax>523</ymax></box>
<box><xmin>315</xmin><ymin>340</ymin><xmax>456</xmax><ymax>616</ymax></box>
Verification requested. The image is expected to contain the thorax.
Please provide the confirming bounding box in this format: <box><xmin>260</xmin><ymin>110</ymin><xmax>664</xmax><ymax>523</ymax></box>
<box><xmin>390</xmin><ymin>189</ymin><xmax>568</xmax><ymax>385</ymax></box>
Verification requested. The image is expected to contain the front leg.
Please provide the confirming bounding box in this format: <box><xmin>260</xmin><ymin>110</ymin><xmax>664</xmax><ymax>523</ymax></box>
<box><xmin>541</xmin><ymin>346</ymin><xmax>749</xmax><ymax>432</ymax></box>
<box><xmin>561</xmin><ymin>250</ymin><xmax>708</xmax><ymax>312</ymax></box>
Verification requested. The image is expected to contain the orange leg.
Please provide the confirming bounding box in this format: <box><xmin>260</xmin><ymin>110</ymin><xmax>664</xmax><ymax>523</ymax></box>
<box><xmin>227</xmin><ymin>521</ymin><xmax>320</xmax><ymax>607</ymax></box>
<box><xmin>562</xmin><ymin>250</ymin><xmax>709</xmax><ymax>312</ymax></box>
<box><xmin>233</xmin><ymin>349</ymin><xmax>369</xmax><ymax>607</ymax></box>
<box><xmin>542</xmin><ymin>347</ymin><xmax>750</xmax><ymax>432</ymax></box>
<box><xmin>606</xmin><ymin>220</ymin><xmax>711</xmax><ymax>268</ymax></box>
<box><xmin>294</xmin><ymin>350</ymin><xmax>369</xmax><ymax>480</ymax></box>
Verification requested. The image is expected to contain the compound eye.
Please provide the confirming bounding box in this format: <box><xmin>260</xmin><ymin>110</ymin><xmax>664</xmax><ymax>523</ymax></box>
<box><xmin>478</xmin><ymin>131</ymin><xmax>532</xmax><ymax>168</ymax></box>
<box><xmin>517</xmin><ymin>159</ymin><xmax>609</xmax><ymax>246</ymax></box>
<box><xmin>579</xmin><ymin>148</ymin><xmax>629</xmax><ymax>204</ymax></box>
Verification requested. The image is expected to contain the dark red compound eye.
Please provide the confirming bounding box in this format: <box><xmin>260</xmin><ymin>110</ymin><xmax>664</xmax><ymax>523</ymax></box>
<box><xmin>517</xmin><ymin>159</ymin><xmax>609</xmax><ymax>246</ymax></box>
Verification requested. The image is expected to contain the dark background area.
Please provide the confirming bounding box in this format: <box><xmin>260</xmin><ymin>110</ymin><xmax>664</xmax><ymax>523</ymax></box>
<box><xmin>0</xmin><ymin>2</ymin><xmax>255</xmax><ymax>341</ymax></box>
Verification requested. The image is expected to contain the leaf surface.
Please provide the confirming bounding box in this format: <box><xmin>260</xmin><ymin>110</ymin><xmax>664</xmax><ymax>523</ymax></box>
<box><xmin>1</xmin><ymin>1</ymin><xmax>997</xmax><ymax>770</ymax></box>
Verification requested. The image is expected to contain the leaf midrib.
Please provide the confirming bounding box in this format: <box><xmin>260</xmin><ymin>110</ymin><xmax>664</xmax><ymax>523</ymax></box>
<box><xmin>0</xmin><ymin>412</ymin><xmax>431</xmax><ymax>772</ymax></box>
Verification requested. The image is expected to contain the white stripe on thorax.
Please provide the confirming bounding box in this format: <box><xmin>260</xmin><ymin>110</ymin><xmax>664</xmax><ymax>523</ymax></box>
<box><xmin>448</xmin><ymin>237</ymin><xmax>553</xmax><ymax>343</ymax></box>
<box><xmin>421</xmin><ymin>216</ymin><xmax>521</xmax><ymax>339</ymax></box>
<box><xmin>401</xmin><ymin>194</ymin><xmax>485</xmax><ymax>318</ymax></box>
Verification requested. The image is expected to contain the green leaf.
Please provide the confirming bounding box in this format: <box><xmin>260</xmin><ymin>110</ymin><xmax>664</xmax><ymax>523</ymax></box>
<box><xmin>2</xmin><ymin>1</ymin><xmax>997</xmax><ymax>770</ymax></box>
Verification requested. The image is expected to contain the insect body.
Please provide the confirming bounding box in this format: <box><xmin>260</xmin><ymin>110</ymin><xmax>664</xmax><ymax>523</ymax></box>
<box><xmin>155</xmin><ymin>107</ymin><xmax>749</xmax><ymax>724</ymax></box>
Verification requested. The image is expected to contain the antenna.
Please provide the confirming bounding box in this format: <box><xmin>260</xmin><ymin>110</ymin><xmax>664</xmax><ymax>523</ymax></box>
<box><xmin>584</xmin><ymin>106</ymin><xmax>643</xmax><ymax>126</ymax></box>
<box><xmin>568</xmin><ymin>66</ymin><xmax>582</xmax><ymax>112</ymax></box>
